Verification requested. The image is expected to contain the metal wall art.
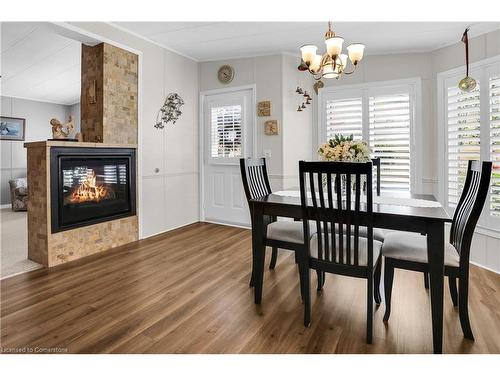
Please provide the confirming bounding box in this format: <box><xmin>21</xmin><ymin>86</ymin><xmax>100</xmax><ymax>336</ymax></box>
<box><xmin>296</xmin><ymin>86</ymin><xmax>312</xmax><ymax>112</ymax></box>
<box><xmin>155</xmin><ymin>93</ymin><xmax>185</xmax><ymax>129</ymax></box>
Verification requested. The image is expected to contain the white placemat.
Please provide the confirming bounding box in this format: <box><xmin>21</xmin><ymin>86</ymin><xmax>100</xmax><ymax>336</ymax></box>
<box><xmin>273</xmin><ymin>190</ymin><xmax>442</xmax><ymax>208</ymax></box>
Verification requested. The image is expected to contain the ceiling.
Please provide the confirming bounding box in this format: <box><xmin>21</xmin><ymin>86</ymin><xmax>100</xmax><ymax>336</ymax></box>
<box><xmin>114</xmin><ymin>21</ymin><xmax>500</xmax><ymax>61</ymax></box>
<box><xmin>1</xmin><ymin>22</ymin><xmax>81</xmax><ymax>105</ymax></box>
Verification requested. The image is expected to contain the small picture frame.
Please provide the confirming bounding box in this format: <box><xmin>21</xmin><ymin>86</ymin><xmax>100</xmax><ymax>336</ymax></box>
<box><xmin>257</xmin><ymin>101</ymin><xmax>271</xmax><ymax>117</ymax></box>
<box><xmin>0</xmin><ymin>117</ymin><xmax>26</xmax><ymax>141</ymax></box>
<box><xmin>264</xmin><ymin>120</ymin><xmax>279</xmax><ymax>135</ymax></box>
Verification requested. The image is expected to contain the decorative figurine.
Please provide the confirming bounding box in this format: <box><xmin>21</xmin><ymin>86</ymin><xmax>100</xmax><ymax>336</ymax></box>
<box><xmin>50</xmin><ymin>116</ymin><xmax>74</xmax><ymax>140</ymax></box>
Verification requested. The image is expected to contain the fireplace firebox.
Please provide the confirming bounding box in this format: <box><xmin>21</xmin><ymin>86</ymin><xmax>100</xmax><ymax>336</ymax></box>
<box><xmin>50</xmin><ymin>147</ymin><xmax>136</xmax><ymax>233</ymax></box>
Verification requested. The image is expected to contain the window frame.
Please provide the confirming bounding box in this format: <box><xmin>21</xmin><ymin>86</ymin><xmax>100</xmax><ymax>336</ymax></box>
<box><xmin>318</xmin><ymin>77</ymin><xmax>422</xmax><ymax>193</ymax></box>
<box><xmin>204</xmin><ymin>89</ymin><xmax>253</xmax><ymax>166</ymax></box>
<box><xmin>437</xmin><ymin>55</ymin><xmax>500</xmax><ymax>234</ymax></box>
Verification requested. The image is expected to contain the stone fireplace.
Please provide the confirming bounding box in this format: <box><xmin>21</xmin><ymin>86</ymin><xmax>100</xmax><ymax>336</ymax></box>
<box><xmin>25</xmin><ymin>141</ymin><xmax>138</xmax><ymax>267</ymax></box>
<box><xmin>50</xmin><ymin>147</ymin><xmax>136</xmax><ymax>233</ymax></box>
<box><xmin>23</xmin><ymin>42</ymin><xmax>139</xmax><ymax>268</ymax></box>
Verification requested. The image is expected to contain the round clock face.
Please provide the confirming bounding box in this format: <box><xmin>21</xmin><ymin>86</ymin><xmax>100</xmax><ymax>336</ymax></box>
<box><xmin>218</xmin><ymin>65</ymin><xmax>234</xmax><ymax>84</ymax></box>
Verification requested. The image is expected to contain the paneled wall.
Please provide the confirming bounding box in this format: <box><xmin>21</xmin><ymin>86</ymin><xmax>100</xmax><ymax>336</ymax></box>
<box><xmin>0</xmin><ymin>96</ymin><xmax>79</xmax><ymax>205</ymax></box>
<box><xmin>199</xmin><ymin>54</ymin><xmax>311</xmax><ymax>191</ymax></box>
<box><xmin>69</xmin><ymin>22</ymin><xmax>199</xmax><ymax>239</ymax></box>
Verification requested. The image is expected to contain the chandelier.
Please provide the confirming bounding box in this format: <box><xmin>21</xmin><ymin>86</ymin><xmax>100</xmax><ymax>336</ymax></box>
<box><xmin>298</xmin><ymin>22</ymin><xmax>365</xmax><ymax>80</ymax></box>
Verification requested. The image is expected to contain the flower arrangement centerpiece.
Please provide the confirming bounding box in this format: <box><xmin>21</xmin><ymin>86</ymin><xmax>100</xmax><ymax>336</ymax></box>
<box><xmin>318</xmin><ymin>134</ymin><xmax>371</xmax><ymax>193</ymax></box>
<box><xmin>318</xmin><ymin>134</ymin><xmax>371</xmax><ymax>162</ymax></box>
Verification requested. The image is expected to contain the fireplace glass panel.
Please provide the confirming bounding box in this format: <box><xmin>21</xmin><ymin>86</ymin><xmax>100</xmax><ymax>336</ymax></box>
<box><xmin>59</xmin><ymin>158</ymin><xmax>132</xmax><ymax>229</ymax></box>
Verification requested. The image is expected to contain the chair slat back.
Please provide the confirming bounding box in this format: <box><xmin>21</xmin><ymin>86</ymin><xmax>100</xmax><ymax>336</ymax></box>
<box><xmin>240</xmin><ymin>158</ymin><xmax>273</xmax><ymax>201</ymax></box>
<box><xmin>371</xmin><ymin>157</ymin><xmax>381</xmax><ymax>196</ymax></box>
<box><xmin>450</xmin><ymin>160</ymin><xmax>492</xmax><ymax>264</ymax></box>
<box><xmin>299</xmin><ymin>161</ymin><xmax>374</xmax><ymax>268</ymax></box>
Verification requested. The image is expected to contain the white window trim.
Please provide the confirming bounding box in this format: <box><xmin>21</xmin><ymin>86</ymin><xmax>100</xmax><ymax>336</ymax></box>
<box><xmin>437</xmin><ymin>55</ymin><xmax>500</xmax><ymax>233</ymax></box>
<box><xmin>318</xmin><ymin>77</ymin><xmax>422</xmax><ymax>193</ymax></box>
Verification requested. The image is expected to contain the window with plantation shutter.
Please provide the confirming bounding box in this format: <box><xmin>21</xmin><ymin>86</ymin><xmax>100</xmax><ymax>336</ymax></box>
<box><xmin>325</xmin><ymin>97</ymin><xmax>363</xmax><ymax>140</ymax></box>
<box><xmin>446</xmin><ymin>84</ymin><xmax>481</xmax><ymax>207</ymax></box>
<box><xmin>369</xmin><ymin>93</ymin><xmax>411</xmax><ymax>192</ymax></box>
<box><xmin>321</xmin><ymin>82</ymin><xmax>417</xmax><ymax>193</ymax></box>
<box><xmin>490</xmin><ymin>75</ymin><xmax>500</xmax><ymax>217</ymax></box>
<box><xmin>210</xmin><ymin>105</ymin><xmax>242</xmax><ymax>158</ymax></box>
<box><xmin>440</xmin><ymin>57</ymin><xmax>500</xmax><ymax>232</ymax></box>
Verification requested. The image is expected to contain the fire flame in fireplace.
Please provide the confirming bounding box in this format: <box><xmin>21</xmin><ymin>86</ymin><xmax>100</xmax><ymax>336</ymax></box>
<box><xmin>70</xmin><ymin>170</ymin><xmax>110</xmax><ymax>203</ymax></box>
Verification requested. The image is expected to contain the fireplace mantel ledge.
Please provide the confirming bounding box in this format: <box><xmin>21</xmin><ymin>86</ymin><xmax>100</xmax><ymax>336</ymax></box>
<box><xmin>24</xmin><ymin>141</ymin><xmax>138</xmax><ymax>149</ymax></box>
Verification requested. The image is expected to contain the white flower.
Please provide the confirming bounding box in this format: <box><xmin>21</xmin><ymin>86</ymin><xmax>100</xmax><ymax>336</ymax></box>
<box><xmin>318</xmin><ymin>136</ymin><xmax>371</xmax><ymax>162</ymax></box>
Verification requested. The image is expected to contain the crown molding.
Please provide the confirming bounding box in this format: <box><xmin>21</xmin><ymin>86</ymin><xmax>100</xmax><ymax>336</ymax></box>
<box><xmin>105</xmin><ymin>22</ymin><xmax>199</xmax><ymax>62</ymax></box>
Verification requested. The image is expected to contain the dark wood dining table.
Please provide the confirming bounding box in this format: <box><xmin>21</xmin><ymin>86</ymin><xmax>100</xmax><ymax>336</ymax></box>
<box><xmin>249</xmin><ymin>191</ymin><xmax>452</xmax><ymax>354</ymax></box>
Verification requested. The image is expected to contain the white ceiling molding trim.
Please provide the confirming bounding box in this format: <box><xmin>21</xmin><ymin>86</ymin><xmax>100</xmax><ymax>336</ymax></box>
<box><xmin>106</xmin><ymin>22</ymin><xmax>199</xmax><ymax>62</ymax></box>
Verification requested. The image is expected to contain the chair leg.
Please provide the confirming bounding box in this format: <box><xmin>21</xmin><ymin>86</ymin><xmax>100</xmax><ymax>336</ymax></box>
<box><xmin>424</xmin><ymin>272</ymin><xmax>429</xmax><ymax>289</ymax></box>
<box><xmin>374</xmin><ymin>258</ymin><xmax>382</xmax><ymax>305</ymax></box>
<box><xmin>458</xmin><ymin>276</ymin><xmax>474</xmax><ymax>341</ymax></box>
<box><xmin>269</xmin><ymin>247</ymin><xmax>278</xmax><ymax>269</ymax></box>
<box><xmin>367</xmin><ymin>273</ymin><xmax>374</xmax><ymax>344</ymax></box>
<box><xmin>298</xmin><ymin>259</ymin><xmax>311</xmax><ymax>327</ymax></box>
<box><xmin>249</xmin><ymin>273</ymin><xmax>254</xmax><ymax>287</ymax></box>
<box><xmin>448</xmin><ymin>276</ymin><xmax>458</xmax><ymax>307</ymax></box>
<box><xmin>383</xmin><ymin>259</ymin><xmax>395</xmax><ymax>322</ymax></box>
<box><xmin>316</xmin><ymin>271</ymin><xmax>325</xmax><ymax>291</ymax></box>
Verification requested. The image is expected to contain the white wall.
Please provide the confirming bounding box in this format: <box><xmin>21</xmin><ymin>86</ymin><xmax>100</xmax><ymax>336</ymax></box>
<box><xmin>315</xmin><ymin>52</ymin><xmax>434</xmax><ymax>194</ymax></box>
<box><xmin>315</xmin><ymin>29</ymin><xmax>500</xmax><ymax>273</ymax></box>
<box><xmin>282</xmin><ymin>54</ymin><xmax>313</xmax><ymax>189</ymax></box>
<box><xmin>431</xmin><ymin>29</ymin><xmax>500</xmax><ymax>274</ymax></box>
<box><xmin>63</xmin><ymin>23</ymin><xmax>500</xmax><ymax>273</ymax></box>
<box><xmin>200</xmin><ymin>54</ymin><xmax>313</xmax><ymax>191</ymax></box>
<box><xmin>200</xmin><ymin>55</ymin><xmax>284</xmax><ymax>190</ymax></box>
<box><xmin>68</xmin><ymin>102</ymin><xmax>80</xmax><ymax>132</ymax></box>
<box><xmin>0</xmin><ymin>96</ymin><xmax>76</xmax><ymax>204</ymax></box>
<box><xmin>68</xmin><ymin>22</ymin><xmax>200</xmax><ymax>238</ymax></box>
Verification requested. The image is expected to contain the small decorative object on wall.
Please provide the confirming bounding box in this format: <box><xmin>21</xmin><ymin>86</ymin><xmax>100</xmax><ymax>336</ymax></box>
<box><xmin>264</xmin><ymin>120</ymin><xmax>279</xmax><ymax>135</ymax></box>
<box><xmin>154</xmin><ymin>93</ymin><xmax>185</xmax><ymax>129</ymax></box>
<box><xmin>217</xmin><ymin>65</ymin><xmax>235</xmax><ymax>84</ymax></box>
<box><xmin>313</xmin><ymin>80</ymin><xmax>324</xmax><ymax>94</ymax></box>
<box><xmin>295</xmin><ymin>86</ymin><xmax>312</xmax><ymax>112</ymax></box>
<box><xmin>257</xmin><ymin>101</ymin><xmax>271</xmax><ymax>116</ymax></box>
<box><xmin>257</xmin><ymin>100</ymin><xmax>271</xmax><ymax>117</ymax></box>
<box><xmin>50</xmin><ymin>116</ymin><xmax>75</xmax><ymax>140</ymax></box>
<box><xmin>87</xmin><ymin>79</ymin><xmax>97</xmax><ymax>104</ymax></box>
<box><xmin>458</xmin><ymin>27</ymin><xmax>477</xmax><ymax>93</ymax></box>
<box><xmin>0</xmin><ymin>116</ymin><xmax>25</xmax><ymax>141</ymax></box>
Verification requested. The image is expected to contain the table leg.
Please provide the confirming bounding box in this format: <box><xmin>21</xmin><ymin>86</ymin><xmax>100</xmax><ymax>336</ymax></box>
<box><xmin>251</xmin><ymin>203</ymin><xmax>266</xmax><ymax>304</ymax></box>
<box><xmin>426</xmin><ymin>221</ymin><xmax>445</xmax><ymax>354</ymax></box>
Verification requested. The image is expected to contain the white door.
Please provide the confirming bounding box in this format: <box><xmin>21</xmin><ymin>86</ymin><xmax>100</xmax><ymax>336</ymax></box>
<box><xmin>202</xmin><ymin>87</ymin><xmax>254</xmax><ymax>226</ymax></box>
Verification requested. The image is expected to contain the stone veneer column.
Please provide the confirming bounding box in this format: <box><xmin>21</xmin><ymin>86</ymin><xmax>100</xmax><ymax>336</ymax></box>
<box><xmin>81</xmin><ymin>43</ymin><xmax>138</xmax><ymax>144</ymax></box>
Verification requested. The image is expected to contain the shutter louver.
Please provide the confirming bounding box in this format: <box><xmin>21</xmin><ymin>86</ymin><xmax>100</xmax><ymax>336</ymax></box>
<box><xmin>326</xmin><ymin>98</ymin><xmax>363</xmax><ymax>140</ymax></box>
<box><xmin>490</xmin><ymin>76</ymin><xmax>500</xmax><ymax>216</ymax></box>
<box><xmin>369</xmin><ymin>93</ymin><xmax>411</xmax><ymax>192</ymax></box>
<box><xmin>210</xmin><ymin>105</ymin><xmax>242</xmax><ymax>158</ymax></box>
<box><xmin>447</xmin><ymin>84</ymin><xmax>481</xmax><ymax>207</ymax></box>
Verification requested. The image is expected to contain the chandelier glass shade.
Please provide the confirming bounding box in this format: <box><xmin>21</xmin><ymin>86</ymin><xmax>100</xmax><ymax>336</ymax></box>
<box><xmin>299</xmin><ymin>22</ymin><xmax>365</xmax><ymax>80</ymax></box>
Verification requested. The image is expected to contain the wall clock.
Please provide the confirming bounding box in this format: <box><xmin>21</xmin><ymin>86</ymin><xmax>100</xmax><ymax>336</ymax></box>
<box><xmin>217</xmin><ymin>65</ymin><xmax>235</xmax><ymax>84</ymax></box>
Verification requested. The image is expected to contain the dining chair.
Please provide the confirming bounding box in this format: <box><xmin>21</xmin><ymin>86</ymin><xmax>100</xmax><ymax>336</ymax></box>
<box><xmin>379</xmin><ymin>160</ymin><xmax>492</xmax><ymax>340</ymax></box>
<box><xmin>240</xmin><ymin>158</ymin><xmax>315</xmax><ymax>286</ymax></box>
<box><xmin>297</xmin><ymin>160</ymin><xmax>383</xmax><ymax>344</ymax></box>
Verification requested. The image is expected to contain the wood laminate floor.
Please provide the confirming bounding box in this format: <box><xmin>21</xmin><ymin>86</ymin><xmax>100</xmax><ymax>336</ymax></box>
<box><xmin>1</xmin><ymin>222</ymin><xmax>499</xmax><ymax>354</ymax></box>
